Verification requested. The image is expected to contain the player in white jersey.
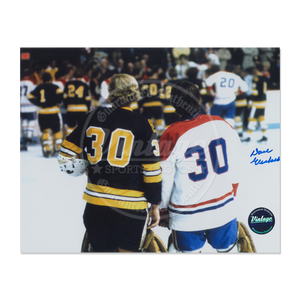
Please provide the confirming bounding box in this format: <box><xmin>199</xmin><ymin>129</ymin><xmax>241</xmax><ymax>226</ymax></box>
<box><xmin>20</xmin><ymin>70</ymin><xmax>37</xmax><ymax>150</ymax></box>
<box><xmin>159</xmin><ymin>80</ymin><xmax>244</xmax><ymax>252</ymax></box>
<box><xmin>205</xmin><ymin>64</ymin><xmax>248</xmax><ymax>128</ymax></box>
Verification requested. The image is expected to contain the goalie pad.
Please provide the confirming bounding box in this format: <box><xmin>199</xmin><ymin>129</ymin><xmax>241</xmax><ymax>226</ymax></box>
<box><xmin>81</xmin><ymin>230</ymin><xmax>94</xmax><ymax>252</ymax></box>
<box><xmin>237</xmin><ymin>221</ymin><xmax>257</xmax><ymax>253</ymax></box>
<box><xmin>141</xmin><ymin>229</ymin><xmax>168</xmax><ymax>253</ymax></box>
<box><xmin>81</xmin><ymin>229</ymin><xmax>168</xmax><ymax>253</ymax></box>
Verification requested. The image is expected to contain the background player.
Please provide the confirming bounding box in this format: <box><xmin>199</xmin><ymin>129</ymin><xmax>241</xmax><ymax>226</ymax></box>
<box><xmin>159</xmin><ymin>80</ymin><xmax>244</xmax><ymax>253</ymax></box>
<box><xmin>58</xmin><ymin>74</ymin><xmax>161</xmax><ymax>252</ymax></box>
<box><xmin>139</xmin><ymin>67</ymin><xmax>165</xmax><ymax>136</ymax></box>
<box><xmin>205</xmin><ymin>63</ymin><xmax>248</xmax><ymax>128</ymax></box>
<box><xmin>27</xmin><ymin>72</ymin><xmax>64</xmax><ymax>157</ymax></box>
<box><xmin>63</xmin><ymin>68</ymin><xmax>91</xmax><ymax>135</ymax></box>
<box><xmin>20</xmin><ymin>69</ymin><xmax>37</xmax><ymax>151</ymax></box>
<box><xmin>161</xmin><ymin>67</ymin><xmax>181</xmax><ymax>129</ymax></box>
<box><xmin>242</xmin><ymin>63</ymin><xmax>269</xmax><ymax>142</ymax></box>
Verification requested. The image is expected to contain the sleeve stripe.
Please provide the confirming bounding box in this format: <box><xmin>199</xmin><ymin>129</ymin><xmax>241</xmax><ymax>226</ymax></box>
<box><xmin>60</xmin><ymin>146</ymin><xmax>78</xmax><ymax>157</ymax></box>
<box><xmin>27</xmin><ymin>93</ymin><xmax>35</xmax><ymax>99</ymax></box>
<box><xmin>142</xmin><ymin>162</ymin><xmax>161</xmax><ymax>171</ymax></box>
<box><xmin>61</xmin><ymin>140</ymin><xmax>83</xmax><ymax>155</ymax></box>
<box><xmin>143</xmin><ymin>174</ymin><xmax>162</xmax><ymax>183</ymax></box>
<box><xmin>143</xmin><ymin>169</ymin><xmax>161</xmax><ymax>176</ymax></box>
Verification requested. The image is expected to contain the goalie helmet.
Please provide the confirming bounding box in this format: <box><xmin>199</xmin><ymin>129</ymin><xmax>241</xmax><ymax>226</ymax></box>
<box><xmin>58</xmin><ymin>155</ymin><xmax>89</xmax><ymax>177</ymax></box>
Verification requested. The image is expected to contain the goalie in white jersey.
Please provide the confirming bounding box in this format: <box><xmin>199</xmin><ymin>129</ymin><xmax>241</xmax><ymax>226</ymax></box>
<box><xmin>159</xmin><ymin>80</ymin><xmax>244</xmax><ymax>252</ymax></box>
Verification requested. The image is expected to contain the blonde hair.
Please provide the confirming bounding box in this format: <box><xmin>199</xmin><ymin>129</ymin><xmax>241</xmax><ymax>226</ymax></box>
<box><xmin>108</xmin><ymin>74</ymin><xmax>139</xmax><ymax>105</ymax></box>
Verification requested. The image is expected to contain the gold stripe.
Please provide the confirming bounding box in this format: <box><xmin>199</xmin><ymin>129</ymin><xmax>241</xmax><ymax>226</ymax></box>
<box><xmin>61</xmin><ymin>140</ymin><xmax>82</xmax><ymax>154</ymax></box>
<box><xmin>59</xmin><ymin>151</ymin><xmax>73</xmax><ymax>158</ymax></box>
<box><xmin>143</xmin><ymin>174</ymin><xmax>162</xmax><ymax>183</ymax></box>
<box><xmin>39</xmin><ymin>106</ymin><xmax>60</xmax><ymax>114</ymax></box>
<box><xmin>130</xmin><ymin>102</ymin><xmax>138</xmax><ymax>109</ymax></box>
<box><xmin>83</xmin><ymin>194</ymin><xmax>148</xmax><ymax>210</ymax></box>
<box><xmin>252</xmin><ymin>101</ymin><xmax>267</xmax><ymax>108</ymax></box>
<box><xmin>235</xmin><ymin>99</ymin><xmax>247</xmax><ymax>107</ymax></box>
<box><xmin>27</xmin><ymin>93</ymin><xmax>35</xmax><ymax>99</ymax></box>
<box><xmin>143</xmin><ymin>101</ymin><xmax>162</xmax><ymax>107</ymax></box>
<box><xmin>248</xmin><ymin>117</ymin><xmax>256</xmax><ymax>122</ymax></box>
<box><xmin>142</xmin><ymin>162</ymin><xmax>161</xmax><ymax>171</ymax></box>
<box><xmin>67</xmin><ymin>105</ymin><xmax>88</xmax><ymax>112</ymax></box>
<box><xmin>163</xmin><ymin>105</ymin><xmax>176</xmax><ymax>113</ymax></box>
<box><xmin>121</xmin><ymin>107</ymin><xmax>133</xmax><ymax>112</ymax></box>
<box><xmin>86</xmin><ymin>183</ymin><xmax>144</xmax><ymax>198</ymax></box>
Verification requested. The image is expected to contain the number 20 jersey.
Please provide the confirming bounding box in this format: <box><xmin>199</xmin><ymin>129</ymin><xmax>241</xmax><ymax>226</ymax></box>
<box><xmin>159</xmin><ymin>114</ymin><xmax>244</xmax><ymax>231</ymax></box>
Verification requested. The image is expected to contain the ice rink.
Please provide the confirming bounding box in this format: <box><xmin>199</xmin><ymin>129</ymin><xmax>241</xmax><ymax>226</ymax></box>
<box><xmin>20</xmin><ymin>91</ymin><xmax>280</xmax><ymax>254</ymax></box>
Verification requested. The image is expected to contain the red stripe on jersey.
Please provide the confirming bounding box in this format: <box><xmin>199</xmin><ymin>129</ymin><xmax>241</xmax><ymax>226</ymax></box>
<box><xmin>169</xmin><ymin>183</ymin><xmax>239</xmax><ymax>209</ymax></box>
<box><xmin>207</xmin><ymin>86</ymin><xmax>213</xmax><ymax>90</ymax></box>
<box><xmin>105</xmin><ymin>78</ymin><xmax>111</xmax><ymax>84</ymax></box>
<box><xmin>56</xmin><ymin>77</ymin><xmax>67</xmax><ymax>86</ymax></box>
<box><xmin>159</xmin><ymin>114</ymin><xmax>225</xmax><ymax>161</ymax></box>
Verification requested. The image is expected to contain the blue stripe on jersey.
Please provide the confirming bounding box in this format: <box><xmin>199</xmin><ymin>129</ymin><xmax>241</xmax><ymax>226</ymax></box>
<box><xmin>168</xmin><ymin>197</ymin><xmax>234</xmax><ymax>215</ymax></box>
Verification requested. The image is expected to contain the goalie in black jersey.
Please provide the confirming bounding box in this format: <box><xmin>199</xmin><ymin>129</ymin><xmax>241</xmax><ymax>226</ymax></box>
<box><xmin>58</xmin><ymin>73</ymin><xmax>162</xmax><ymax>252</ymax></box>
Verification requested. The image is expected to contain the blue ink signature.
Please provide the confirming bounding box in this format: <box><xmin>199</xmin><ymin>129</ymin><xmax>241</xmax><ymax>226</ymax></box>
<box><xmin>250</xmin><ymin>148</ymin><xmax>273</xmax><ymax>157</ymax></box>
<box><xmin>250</xmin><ymin>156</ymin><xmax>280</xmax><ymax>165</ymax></box>
<box><xmin>250</xmin><ymin>148</ymin><xmax>280</xmax><ymax>165</ymax></box>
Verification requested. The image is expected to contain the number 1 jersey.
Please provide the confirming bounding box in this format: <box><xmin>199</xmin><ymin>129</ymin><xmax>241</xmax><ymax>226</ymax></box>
<box><xmin>159</xmin><ymin>114</ymin><xmax>244</xmax><ymax>231</ymax></box>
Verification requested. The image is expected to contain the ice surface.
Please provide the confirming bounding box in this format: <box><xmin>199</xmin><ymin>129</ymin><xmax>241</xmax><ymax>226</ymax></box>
<box><xmin>20</xmin><ymin>91</ymin><xmax>280</xmax><ymax>253</ymax></box>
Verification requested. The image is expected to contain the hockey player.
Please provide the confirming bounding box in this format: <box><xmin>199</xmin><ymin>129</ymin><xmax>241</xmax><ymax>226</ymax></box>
<box><xmin>242</xmin><ymin>63</ymin><xmax>269</xmax><ymax>142</ymax></box>
<box><xmin>161</xmin><ymin>68</ymin><xmax>181</xmax><ymax>129</ymax></box>
<box><xmin>205</xmin><ymin>63</ymin><xmax>248</xmax><ymax>128</ymax></box>
<box><xmin>63</xmin><ymin>68</ymin><xmax>91</xmax><ymax>135</ymax></box>
<box><xmin>159</xmin><ymin>80</ymin><xmax>244</xmax><ymax>253</ymax></box>
<box><xmin>139</xmin><ymin>67</ymin><xmax>165</xmax><ymax>136</ymax></box>
<box><xmin>27</xmin><ymin>72</ymin><xmax>63</xmax><ymax>157</ymax></box>
<box><xmin>58</xmin><ymin>73</ymin><xmax>161</xmax><ymax>252</ymax></box>
<box><xmin>20</xmin><ymin>69</ymin><xmax>37</xmax><ymax>150</ymax></box>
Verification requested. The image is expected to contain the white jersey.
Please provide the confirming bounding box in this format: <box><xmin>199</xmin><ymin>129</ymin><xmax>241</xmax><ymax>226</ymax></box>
<box><xmin>20</xmin><ymin>79</ymin><xmax>36</xmax><ymax>113</ymax></box>
<box><xmin>159</xmin><ymin>114</ymin><xmax>244</xmax><ymax>231</ymax></box>
<box><xmin>205</xmin><ymin>71</ymin><xmax>248</xmax><ymax>105</ymax></box>
<box><xmin>99</xmin><ymin>79</ymin><xmax>112</xmax><ymax>107</ymax></box>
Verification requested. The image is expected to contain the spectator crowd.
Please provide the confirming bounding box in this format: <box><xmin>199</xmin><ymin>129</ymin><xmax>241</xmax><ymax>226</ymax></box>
<box><xmin>21</xmin><ymin>47</ymin><xmax>280</xmax><ymax>91</ymax></box>
<box><xmin>20</xmin><ymin>47</ymin><xmax>280</xmax><ymax>151</ymax></box>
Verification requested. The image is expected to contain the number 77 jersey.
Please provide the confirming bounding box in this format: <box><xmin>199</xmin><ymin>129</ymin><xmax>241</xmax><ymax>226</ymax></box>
<box><xmin>159</xmin><ymin>114</ymin><xmax>245</xmax><ymax>231</ymax></box>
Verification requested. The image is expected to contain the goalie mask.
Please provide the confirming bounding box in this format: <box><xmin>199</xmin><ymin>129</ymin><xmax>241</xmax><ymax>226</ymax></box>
<box><xmin>58</xmin><ymin>155</ymin><xmax>89</xmax><ymax>177</ymax></box>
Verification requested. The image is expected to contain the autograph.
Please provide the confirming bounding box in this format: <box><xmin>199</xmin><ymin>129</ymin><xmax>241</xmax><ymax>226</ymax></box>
<box><xmin>250</xmin><ymin>148</ymin><xmax>280</xmax><ymax>165</ymax></box>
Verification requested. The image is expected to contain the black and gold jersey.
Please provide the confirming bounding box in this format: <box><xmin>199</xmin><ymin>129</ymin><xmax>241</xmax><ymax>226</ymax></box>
<box><xmin>186</xmin><ymin>78</ymin><xmax>209</xmax><ymax>104</ymax></box>
<box><xmin>251</xmin><ymin>75</ymin><xmax>268</xmax><ymax>109</ymax></box>
<box><xmin>59</xmin><ymin>106</ymin><xmax>162</xmax><ymax>210</ymax></box>
<box><xmin>139</xmin><ymin>79</ymin><xmax>164</xmax><ymax>108</ymax></box>
<box><xmin>27</xmin><ymin>83</ymin><xmax>63</xmax><ymax>114</ymax></box>
<box><xmin>63</xmin><ymin>79</ymin><xmax>91</xmax><ymax>112</ymax></box>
